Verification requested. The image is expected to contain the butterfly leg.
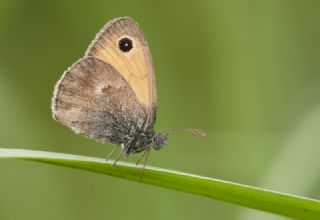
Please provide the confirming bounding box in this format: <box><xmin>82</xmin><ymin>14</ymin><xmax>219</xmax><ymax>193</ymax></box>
<box><xmin>105</xmin><ymin>145</ymin><xmax>120</xmax><ymax>161</ymax></box>
<box><xmin>136</xmin><ymin>148</ymin><xmax>149</xmax><ymax>165</ymax></box>
<box><xmin>139</xmin><ymin>146</ymin><xmax>151</xmax><ymax>179</ymax></box>
<box><xmin>113</xmin><ymin>143</ymin><xmax>130</xmax><ymax>166</ymax></box>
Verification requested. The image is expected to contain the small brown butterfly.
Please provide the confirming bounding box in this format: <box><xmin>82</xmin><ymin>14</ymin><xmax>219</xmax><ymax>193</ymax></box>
<box><xmin>51</xmin><ymin>17</ymin><xmax>205</xmax><ymax>169</ymax></box>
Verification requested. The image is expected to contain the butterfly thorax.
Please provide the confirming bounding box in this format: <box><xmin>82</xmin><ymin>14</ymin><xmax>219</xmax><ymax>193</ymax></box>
<box><xmin>124</xmin><ymin>130</ymin><xmax>168</xmax><ymax>156</ymax></box>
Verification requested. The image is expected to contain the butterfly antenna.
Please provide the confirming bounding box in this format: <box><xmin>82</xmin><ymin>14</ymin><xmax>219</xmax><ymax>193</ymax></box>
<box><xmin>163</xmin><ymin>128</ymin><xmax>206</xmax><ymax>137</ymax></box>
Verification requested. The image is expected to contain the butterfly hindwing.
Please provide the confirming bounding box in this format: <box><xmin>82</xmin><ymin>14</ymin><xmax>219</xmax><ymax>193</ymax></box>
<box><xmin>52</xmin><ymin>56</ymin><xmax>148</xmax><ymax>144</ymax></box>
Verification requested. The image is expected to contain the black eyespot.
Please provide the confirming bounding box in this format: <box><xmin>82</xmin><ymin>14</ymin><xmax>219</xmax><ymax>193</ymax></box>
<box><xmin>118</xmin><ymin>37</ymin><xmax>133</xmax><ymax>52</ymax></box>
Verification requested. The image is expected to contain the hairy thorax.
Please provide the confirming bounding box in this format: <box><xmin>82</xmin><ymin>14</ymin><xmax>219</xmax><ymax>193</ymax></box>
<box><xmin>124</xmin><ymin>129</ymin><xmax>155</xmax><ymax>155</ymax></box>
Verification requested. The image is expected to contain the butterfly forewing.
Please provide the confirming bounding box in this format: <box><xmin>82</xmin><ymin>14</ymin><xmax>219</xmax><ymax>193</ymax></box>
<box><xmin>85</xmin><ymin>17</ymin><xmax>157</xmax><ymax>123</ymax></box>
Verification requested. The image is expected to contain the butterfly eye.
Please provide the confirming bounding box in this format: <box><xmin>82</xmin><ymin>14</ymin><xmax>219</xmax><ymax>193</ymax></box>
<box><xmin>118</xmin><ymin>37</ymin><xmax>133</xmax><ymax>52</ymax></box>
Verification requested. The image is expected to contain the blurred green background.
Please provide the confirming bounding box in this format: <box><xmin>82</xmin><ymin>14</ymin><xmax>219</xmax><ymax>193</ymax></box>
<box><xmin>1</xmin><ymin>1</ymin><xmax>320</xmax><ymax>219</ymax></box>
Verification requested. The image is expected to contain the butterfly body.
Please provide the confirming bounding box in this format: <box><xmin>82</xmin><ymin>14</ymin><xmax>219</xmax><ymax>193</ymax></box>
<box><xmin>52</xmin><ymin>17</ymin><xmax>168</xmax><ymax>159</ymax></box>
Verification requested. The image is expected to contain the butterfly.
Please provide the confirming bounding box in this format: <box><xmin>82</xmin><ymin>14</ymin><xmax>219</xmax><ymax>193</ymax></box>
<box><xmin>51</xmin><ymin>17</ymin><xmax>205</xmax><ymax>169</ymax></box>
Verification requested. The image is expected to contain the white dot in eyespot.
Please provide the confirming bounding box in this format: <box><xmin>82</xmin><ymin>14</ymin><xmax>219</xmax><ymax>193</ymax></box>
<box><xmin>116</xmin><ymin>36</ymin><xmax>137</xmax><ymax>53</ymax></box>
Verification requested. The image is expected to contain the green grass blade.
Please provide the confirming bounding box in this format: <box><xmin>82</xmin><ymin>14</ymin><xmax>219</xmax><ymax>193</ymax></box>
<box><xmin>1</xmin><ymin>148</ymin><xmax>319</xmax><ymax>219</ymax></box>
